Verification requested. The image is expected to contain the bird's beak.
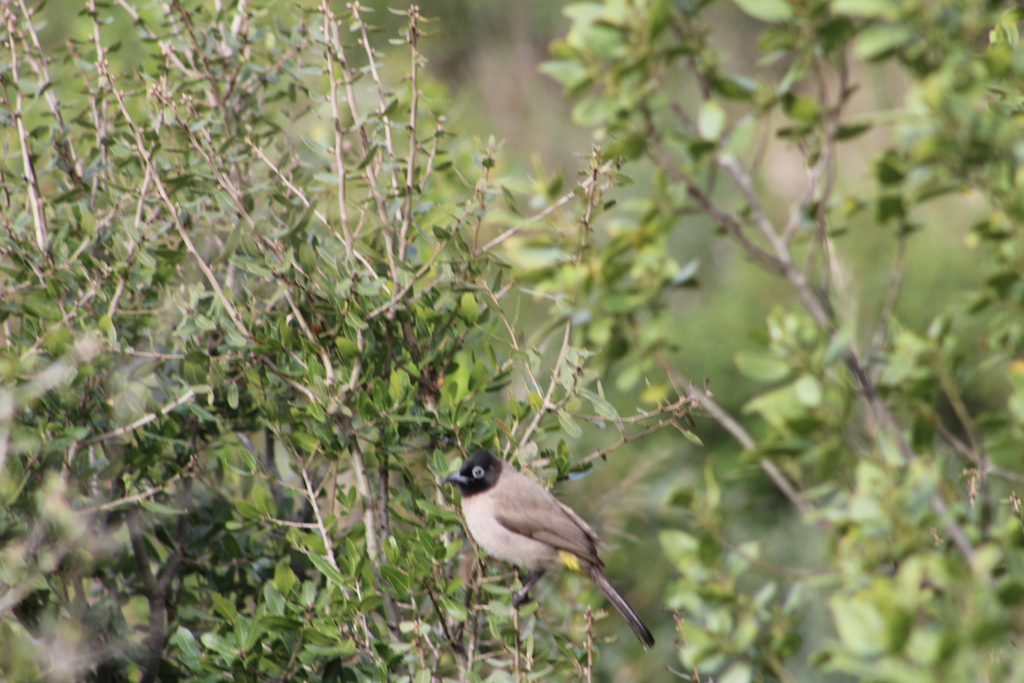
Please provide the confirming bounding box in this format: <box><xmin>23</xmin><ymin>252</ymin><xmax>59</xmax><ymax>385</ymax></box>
<box><xmin>441</xmin><ymin>472</ymin><xmax>468</xmax><ymax>485</ymax></box>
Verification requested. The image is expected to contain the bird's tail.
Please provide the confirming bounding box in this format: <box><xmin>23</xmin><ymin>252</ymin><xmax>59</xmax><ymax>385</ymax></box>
<box><xmin>586</xmin><ymin>564</ymin><xmax>655</xmax><ymax>648</ymax></box>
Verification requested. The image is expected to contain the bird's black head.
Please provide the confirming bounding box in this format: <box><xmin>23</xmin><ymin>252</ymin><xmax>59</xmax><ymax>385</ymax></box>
<box><xmin>441</xmin><ymin>449</ymin><xmax>502</xmax><ymax>497</ymax></box>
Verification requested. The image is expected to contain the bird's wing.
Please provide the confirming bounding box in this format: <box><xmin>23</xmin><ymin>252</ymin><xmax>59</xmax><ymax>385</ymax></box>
<box><xmin>493</xmin><ymin>471</ymin><xmax>603</xmax><ymax>566</ymax></box>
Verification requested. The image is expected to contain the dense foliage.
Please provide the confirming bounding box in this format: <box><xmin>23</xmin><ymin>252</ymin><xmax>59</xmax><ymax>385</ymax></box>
<box><xmin>3</xmin><ymin>0</ymin><xmax>1024</xmax><ymax>682</ymax></box>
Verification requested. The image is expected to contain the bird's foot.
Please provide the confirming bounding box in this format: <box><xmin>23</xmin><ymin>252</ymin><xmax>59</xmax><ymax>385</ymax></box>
<box><xmin>511</xmin><ymin>588</ymin><xmax>533</xmax><ymax>608</ymax></box>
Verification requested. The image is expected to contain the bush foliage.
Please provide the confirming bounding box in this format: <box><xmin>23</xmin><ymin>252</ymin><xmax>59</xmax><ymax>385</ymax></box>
<box><xmin>3</xmin><ymin>0</ymin><xmax>1024</xmax><ymax>682</ymax></box>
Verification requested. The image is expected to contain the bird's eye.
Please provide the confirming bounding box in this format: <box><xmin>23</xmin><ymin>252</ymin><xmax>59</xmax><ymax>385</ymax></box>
<box><xmin>471</xmin><ymin>466</ymin><xmax>485</xmax><ymax>479</ymax></box>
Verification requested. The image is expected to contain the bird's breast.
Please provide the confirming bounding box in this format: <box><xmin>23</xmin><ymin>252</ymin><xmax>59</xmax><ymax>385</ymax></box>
<box><xmin>462</xmin><ymin>492</ymin><xmax>560</xmax><ymax>571</ymax></box>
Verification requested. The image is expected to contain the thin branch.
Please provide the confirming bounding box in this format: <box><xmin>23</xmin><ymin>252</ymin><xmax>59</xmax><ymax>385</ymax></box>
<box><xmin>934</xmin><ymin>422</ymin><xmax>1024</xmax><ymax>485</ymax></box>
<box><xmin>655</xmin><ymin>353</ymin><xmax>817</xmax><ymax>518</ymax></box>
<box><xmin>260</xmin><ymin>356</ymin><xmax>321</xmax><ymax>404</ymax></box>
<box><xmin>2</xmin><ymin>7</ymin><xmax>47</xmax><ymax>252</ymax></box>
<box><xmin>301</xmin><ymin>466</ymin><xmax>347</xmax><ymax>579</ymax></box>
<box><xmin>83</xmin><ymin>389</ymin><xmax>196</xmax><ymax>445</ymax></box>
<box><xmin>657</xmin><ymin>354</ymin><xmax>755</xmax><ymax>449</ymax></box>
<box><xmin>320</xmin><ymin>1</ymin><xmax>395</xmax><ymax>278</ymax></box>
<box><xmin>78</xmin><ymin>473</ymin><xmax>183</xmax><ymax>513</ymax></box>
<box><xmin>867</xmin><ymin>231</ymin><xmax>907</xmax><ymax>362</ymax></box>
<box><xmin>283</xmin><ymin>289</ymin><xmax>335</xmax><ymax>386</ymax></box>
<box><xmin>319</xmin><ymin>0</ymin><xmax>353</xmax><ymax>249</ymax></box>
<box><xmin>515</xmin><ymin>320</ymin><xmax>573</xmax><ymax>451</ymax></box>
<box><xmin>718</xmin><ymin>155</ymin><xmax>831</xmax><ymax>327</ymax></box>
<box><xmin>576</xmin><ymin>406</ymin><xmax>691</xmax><ymax>466</ymax></box>
<box><xmin>480</xmin><ymin>160</ymin><xmax>616</xmax><ymax>254</ymax></box>
<box><xmin>345</xmin><ymin>428</ymin><xmax>379</xmax><ymax>562</ymax></box>
<box><xmin>15</xmin><ymin>0</ymin><xmax>83</xmax><ymax>188</ymax></box>
<box><xmin>398</xmin><ymin>6</ymin><xmax>421</xmax><ymax>263</ymax></box>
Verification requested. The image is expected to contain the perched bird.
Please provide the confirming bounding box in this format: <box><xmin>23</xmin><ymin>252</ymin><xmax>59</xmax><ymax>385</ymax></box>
<box><xmin>442</xmin><ymin>449</ymin><xmax>655</xmax><ymax>647</ymax></box>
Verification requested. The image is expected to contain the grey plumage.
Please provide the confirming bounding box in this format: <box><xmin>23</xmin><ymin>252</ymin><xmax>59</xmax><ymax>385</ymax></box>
<box><xmin>442</xmin><ymin>449</ymin><xmax>655</xmax><ymax>648</ymax></box>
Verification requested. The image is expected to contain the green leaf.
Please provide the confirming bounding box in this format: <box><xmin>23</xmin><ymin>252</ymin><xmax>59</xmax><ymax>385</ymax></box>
<box><xmin>698</xmin><ymin>100</ymin><xmax>726</xmax><ymax>141</ymax></box>
<box><xmin>252</xmin><ymin>484</ymin><xmax>278</xmax><ymax>518</ymax></box>
<box><xmin>236</xmin><ymin>500</ymin><xmax>261</xmax><ymax>520</ymax></box>
<box><xmin>259</xmin><ymin>615</ymin><xmax>304</xmax><ymax>632</ymax></box>
<box><xmin>289</xmin><ymin>430</ymin><xmax>320</xmax><ymax>453</ymax></box>
<box><xmin>299</xmin><ymin>242</ymin><xmax>318</xmax><ymax>273</ymax></box>
<box><xmin>660</xmin><ymin>529</ymin><xmax>699</xmax><ymax>571</ymax></box>
<box><xmin>380</xmin><ymin>564</ymin><xmax>409</xmax><ymax>597</ymax></box>
<box><xmin>441</xmin><ymin>597</ymin><xmax>468</xmax><ymax>622</ymax></box>
<box><xmin>876</xmin><ymin>194</ymin><xmax>904</xmax><ymax>223</ymax></box>
<box><xmin>201</xmin><ymin>632</ymin><xmax>236</xmax><ymax>661</ymax></box>
<box><xmin>558</xmin><ymin>410</ymin><xmax>583</xmax><ymax>438</ymax></box>
<box><xmin>539</xmin><ymin>59</ymin><xmax>590</xmax><ymax>91</ymax></box>
<box><xmin>212</xmin><ymin>592</ymin><xmax>238</xmax><ymax>621</ymax></box>
<box><xmin>832</xmin><ymin>0</ymin><xmax>894</xmax><ymax>17</ymax></box>
<box><xmin>263</xmin><ymin>583</ymin><xmax>286</xmax><ymax>615</ymax></box>
<box><xmin>743</xmin><ymin>385</ymin><xmax>808</xmax><ymax>428</ymax></box>
<box><xmin>140</xmin><ymin>500</ymin><xmax>184</xmax><ymax>516</ymax></box>
<box><xmin>460</xmin><ymin>292</ymin><xmax>479</xmax><ymax>323</ymax></box>
<box><xmin>238</xmin><ymin>444</ymin><xmax>258</xmax><ymax>473</ymax></box>
<box><xmin>275</xmin><ymin>558</ymin><xmax>298</xmax><ymax>595</ymax></box>
<box><xmin>793</xmin><ymin>374</ymin><xmax>822</xmax><ymax>407</ymax></box>
<box><xmin>782</xmin><ymin>93</ymin><xmax>820</xmax><ymax>125</ymax></box>
<box><xmin>855</xmin><ymin>25</ymin><xmax>913</xmax><ymax>61</ymax></box>
<box><xmin>837</xmin><ymin>122</ymin><xmax>872</xmax><ymax>140</ymax></box>
<box><xmin>677</xmin><ymin>427</ymin><xmax>703</xmax><ymax>446</ymax></box>
<box><xmin>336</xmin><ymin>337</ymin><xmax>360</xmax><ymax>360</ymax></box>
<box><xmin>719</xmin><ymin>662</ymin><xmax>752</xmax><ymax>683</ymax></box>
<box><xmin>44</xmin><ymin>327</ymin><xmax>75</xmax><ymax>356</ymax></box>
<box><xmin>732</xmin><ymin>0</ymin><xmax>792</xmax><ymax>23</ymax></box>
<box><xmin>175</xmin><ymin>627</ymin><xmax>202</xmax><ymax>660</ymax></box>
<box><xmin>831</xmin><ymin>595</ymin><xmax>886</xmax><ymax>656</ymax></box>
<box><xmin>734</xmin><ymin>351</ymin><xmax>791</xmax><ymax>382</ymax></box>
<box><xmin>579</xmin><ymin>387</ymin><xmax>619</xmax><ymax>420</ymax></box>
<box><xmin>307</xmin><ymin>553</ymin><xmax>346</xmax><ymax>587</ymax></box>
<box><xmin>572</xmin><ymin>96</ymin><xmax>619</xmax><ymax>128</ymax></box>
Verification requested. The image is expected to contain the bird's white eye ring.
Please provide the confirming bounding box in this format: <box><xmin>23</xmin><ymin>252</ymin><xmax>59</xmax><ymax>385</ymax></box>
<box><xmin>471</xmin><ymin>466</ymin><xmax>485</xmax><ymax>479</ymax></box>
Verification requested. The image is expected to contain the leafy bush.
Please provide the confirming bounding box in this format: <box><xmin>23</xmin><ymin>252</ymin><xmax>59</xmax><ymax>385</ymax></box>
<box><xmin>4</xmin><ymin>0</ymin><xmax>1024</xmax><ymax>682</ymax></box>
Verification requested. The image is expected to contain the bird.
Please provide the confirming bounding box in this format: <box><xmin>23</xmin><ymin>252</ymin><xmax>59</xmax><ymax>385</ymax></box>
<box><xmin>441</xmin><ymin>448</ymin><xmax>655</xmax><ymax>647</ymax></box>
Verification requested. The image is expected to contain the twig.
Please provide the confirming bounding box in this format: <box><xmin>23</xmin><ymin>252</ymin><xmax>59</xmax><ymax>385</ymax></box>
<box><xmin>319</xmin><ymin>0</ymin><xmax>353</xmax><ymax>249</ymax></box>
<box><xmin>655</xmin><ymin>354</ymin><xmax>817</xmax><ymax>518</ymax></box>
<box><xmin>479</xmin><ymin>160</ymin><xmax>616</xmax><ymax>253</ymax></box>
<box><xmin>717</xmin><ymin>155</ymin><xmax>830</xmax><ymax>327</ymax></box>
<box><xmin>344</xmin><ymin>426</ymin><xmax>379</xmax><ymax>562</ymax></box>
<box><xmin>867</xmin><ymin>231</ymin><xmax>906</xmax><ymax>362</ymax></box>
<box><xmin>283</xmin><ymin>289</ymin><xmax>335</xmax><ymax>386</ymax></box>
<box><xmin>513</xmin><ymin>586</ymin><xmax>522</xmax><ymax>683</ymax></box>
<box><xmin>576</xmin><ymin>408</ymin><xmax>690</xmax><ymax>466</ymax></box>
<box><xmin>83</xmin><ymin>389</ymin><xmax>196</xmax><ymax>445</ymax></box>
<box><xmin>2</xmin><ymin>6</ymin><xmax>47</xmax><ymax>252</ymax></box>
<box><xmin>398</xmin><ymin>6</ymin><xmax>422</xmax><ymax>263</ymax></box>
<box><xmin>515</xmin><ymin>321</ymin><xmax>573</xmax><ymax>450</ymax></box>
<box><xmin>301</xmin><ymin>466</ymin><xmax>347</xmax><ymax>580</ymax></box>
<box><xmin>584</xmin><ymin>607</ymin><xmax>594</xmax><ymax>683</ymax></box>
<box><xmin>78</xmin><ymin>473</ymin><xmax>183</xmax><ymax>513</ymax></box>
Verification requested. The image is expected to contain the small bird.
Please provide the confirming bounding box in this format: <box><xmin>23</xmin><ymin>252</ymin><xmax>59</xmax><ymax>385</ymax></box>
<box><xmin>442</xmin><ymin>449</ymin><xmax>655</xmax><ymax>647</ymax></box>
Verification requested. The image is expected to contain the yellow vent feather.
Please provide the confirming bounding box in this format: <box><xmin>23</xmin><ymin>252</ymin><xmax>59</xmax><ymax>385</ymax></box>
<box><xmin>558</xmin><ymin>550</ymin><xmax>581</xmax><ymax>572</ymax></box>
